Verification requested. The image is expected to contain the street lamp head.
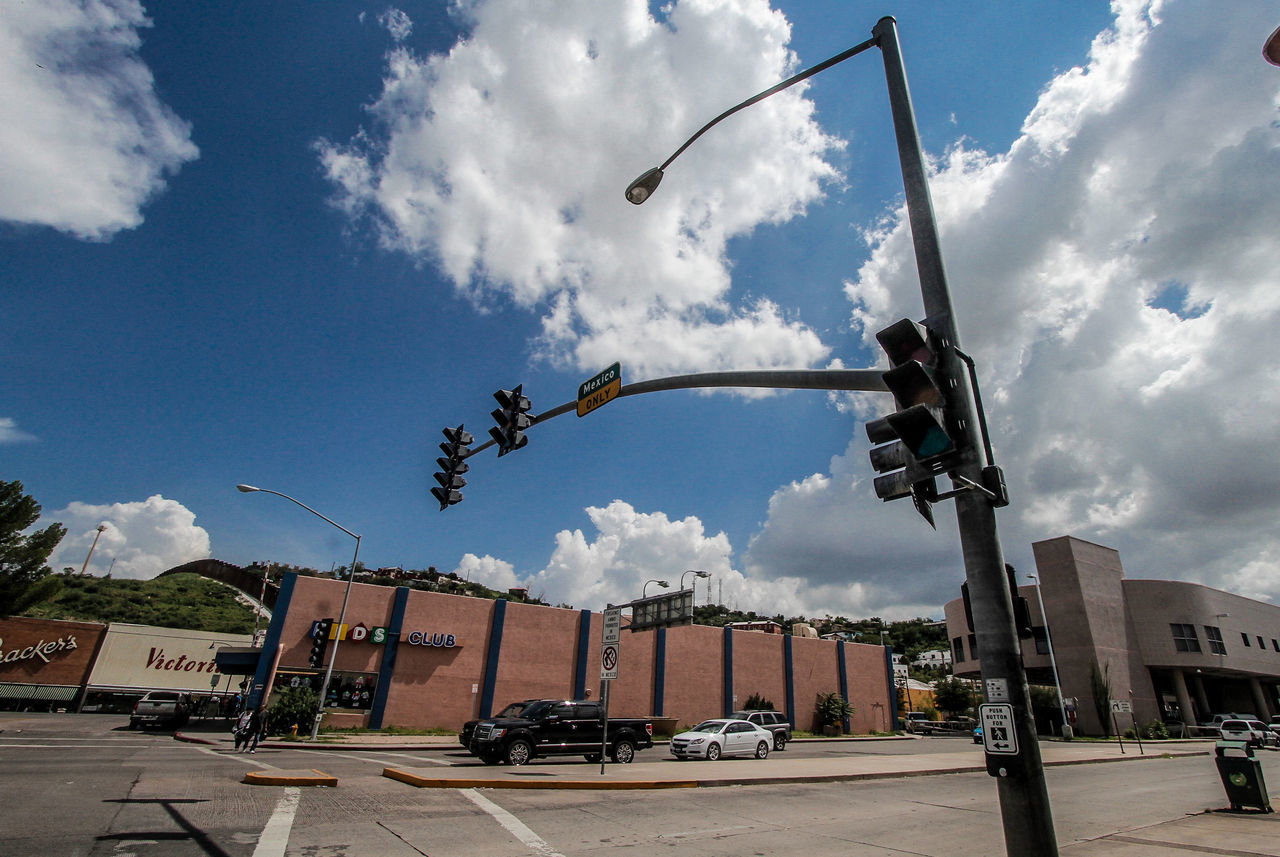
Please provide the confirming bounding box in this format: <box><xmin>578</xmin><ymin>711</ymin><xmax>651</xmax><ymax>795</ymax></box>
<box><xmin>625</xmin><ymin>167</ymin><xmax>664</xmax><ymax>204</ymax></box>
<box><xmin>1266</xmin><ymin>25</ymin><xmax>1280</xmax><ymax>67</ymax></box>
<box><xmin>236</xmin><ymin>484</ymin><xmax>260</xmax><ymax>493</ymax></box>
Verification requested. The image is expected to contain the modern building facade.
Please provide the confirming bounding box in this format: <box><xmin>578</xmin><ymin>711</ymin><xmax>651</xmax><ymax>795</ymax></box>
<box><xmin>245</xmin><ymin>572</ymin><xmax>894</xmax><ymax>733</ymax></box>
<box><xmin>945</xmin><ymin>535</ymin><xmax>1280</xmax><ymax>735</ymax></box>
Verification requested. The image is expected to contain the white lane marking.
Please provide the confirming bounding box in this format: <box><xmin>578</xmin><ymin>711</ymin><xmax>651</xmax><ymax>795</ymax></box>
<box><xmin>461</xmin><ymin>788</ymin><xmax>566</xmax><ymax>857</ymax></box>
<box><xmin>190</xmin><ymin>743</ymin><xmax>278</xmax><ymax>769</ymax></box>
<box><xmin>252</xmin><ymin>786</ymin><xmax>301</xmax><ymax>857</ymax></box>
<box><xmin>286</xmin><ymin>748</ymin><xmax>453</xmax><ymax>766</ymax></box>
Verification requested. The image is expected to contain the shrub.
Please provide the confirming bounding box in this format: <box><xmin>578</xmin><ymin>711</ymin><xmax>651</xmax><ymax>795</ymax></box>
<box><xmin>815</xmin><ymin>691</ymin><xmax>854</xmax><ymax>729</ymax></box>
<box><xmin>743</xmin><ymin>693</ymin><xmax>775</xmax><ymax>711</ymax></box>
<box><xmin>266</xmin><ymin>686</ymin><xmax>319</xmax><ymax>736</ymax></box>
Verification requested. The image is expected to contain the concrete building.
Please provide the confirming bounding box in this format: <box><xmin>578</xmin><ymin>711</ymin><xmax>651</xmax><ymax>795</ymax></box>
<box><xmin>945</xmin><ymin>535</ymin><xmax>1280</xmax><ymax>735</ymax></box>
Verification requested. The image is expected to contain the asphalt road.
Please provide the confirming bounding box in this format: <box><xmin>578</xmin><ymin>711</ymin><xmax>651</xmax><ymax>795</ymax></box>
<box><xmin>2</xmin><ymin>712</ymin><xmax>1276</xmax><ymax>857</ymax></box>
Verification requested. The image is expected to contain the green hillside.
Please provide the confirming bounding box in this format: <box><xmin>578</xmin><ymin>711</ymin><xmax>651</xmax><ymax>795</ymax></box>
<box><xmin>22</xmin><ymin>573</ymin><xmax>258</xmax><ymax>634</ymax></box>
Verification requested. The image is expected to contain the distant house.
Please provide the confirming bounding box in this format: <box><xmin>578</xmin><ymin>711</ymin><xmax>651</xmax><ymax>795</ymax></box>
<box><xmin>911</xmin><ymin>649</ymin><xmax>952</xmax><ymax>669</ymax></box>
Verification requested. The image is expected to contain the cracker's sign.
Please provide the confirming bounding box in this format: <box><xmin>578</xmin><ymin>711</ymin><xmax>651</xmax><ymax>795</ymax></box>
<box><xmin>0</xmin><ymin>635</ymin><xmax>78</xmax><ymax>665</ymax></box>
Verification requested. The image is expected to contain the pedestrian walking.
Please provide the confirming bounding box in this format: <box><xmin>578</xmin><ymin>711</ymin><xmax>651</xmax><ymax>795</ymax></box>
<box><xmin>246</xmin><ymin>706</ymin><xmax>265</xmax><ymax>753</ymax></box>
<box><xmin>233</xmin><ymin>709</ymin><xmax>252</xmax><ymax>751</ymax></box>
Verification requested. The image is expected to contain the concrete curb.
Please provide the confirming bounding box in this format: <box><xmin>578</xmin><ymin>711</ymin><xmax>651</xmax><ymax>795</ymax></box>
<box><xmin>244</xmin><ymin>769</ymin><xmax>337</xmax><ymax>787</ymax></box>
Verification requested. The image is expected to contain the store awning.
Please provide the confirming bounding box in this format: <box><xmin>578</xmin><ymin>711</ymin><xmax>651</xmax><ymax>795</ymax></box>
<box><xmin>214</xmin><ymin>647</ymin><xmax>263</xmax><ymax>675</ymax></box>
<box><xmin>0</xmin><ymin>683</ymin><xmax>78</xmax><ymax>701</ymax></box>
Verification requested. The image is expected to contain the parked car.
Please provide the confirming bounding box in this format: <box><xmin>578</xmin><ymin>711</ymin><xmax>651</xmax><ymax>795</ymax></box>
<box><xmin>1219</xmin><ymin>719</ymin><xmax>1270</xmax><ymax>747</ymax></box>
<box><xmin>972</xmin><ymin>724</ymin><xmax>984</xmax><ymax>744</ymax></box>
<box><xmin>1246</xmin><ymin>720</ymin><xmax>1279</xmax><ymax>748</ymax></box>
<box><xmin>729</xmin><ymin>709</ymin><xmax>792</xmax><ymax>751</ymax></box>
<box><xmin>459</xmin><ymin>699</ymin><xmax>543</xmax><ymax>754</ymax></box>
<box><xmin>129</xmin><ymin>691</ymin><xmax>191</xmax><ymax>730</ymax></box>
<box><xmin>467</xmin><ymin>699</ymin><xmax>653</xmax><ymax>766</ymax></box>
<box><xmin>903</xmin><ymin>711</ymin><xmax>934</xmax><ymax>734</ymax></box>
<box><xmin>670</xmin><ymin>719</ymin><xmax>773</xmax><ymax>761</ymax></box>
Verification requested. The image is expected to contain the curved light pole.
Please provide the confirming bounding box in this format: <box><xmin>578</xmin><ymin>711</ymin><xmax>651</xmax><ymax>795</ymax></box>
<box><xmin>625</xmin><ymin>17</ymin><xmax>1056</xmax><ymax>856</ymax></box>
<box><xmin>80</xmin><ymin>524</ymin><xmax>108</xmax><ymax>576</ymax></box>
<box><xmin>1027</xmin><ymin>574</ymin><xmax>1070</xmax><ymax>739</ymax></box>
<box><xmin>237</xmin><ymin>484</ymin><xmax>361</xmax><ymax>740</ymax></box>
<box><xmin>680</xmin><ymin>569</ymin><xmax>710</xmax><ymax>590</ymax></box>
<box><xmin>643</xmin><ymin>579</ymin><xmax>670</xmax><ymax>598</ymax></box>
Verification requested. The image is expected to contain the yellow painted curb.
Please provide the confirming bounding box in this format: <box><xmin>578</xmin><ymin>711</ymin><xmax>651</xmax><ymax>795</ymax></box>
<box><xmin>382</xmin><ymin>767</ymin><xmax>697</xmax><ymax>791</ymax></box>
<box><xmin>244</xmin><ymin>769</ymin><xmax>338</xmax><ymax>787</ymax></box>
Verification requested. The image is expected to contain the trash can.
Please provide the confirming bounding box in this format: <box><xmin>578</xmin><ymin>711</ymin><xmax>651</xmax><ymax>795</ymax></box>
<box><xmin>1215</xmin><ymin>740</ymin><xmax>1273</xmax><ymax>812</ymax></box>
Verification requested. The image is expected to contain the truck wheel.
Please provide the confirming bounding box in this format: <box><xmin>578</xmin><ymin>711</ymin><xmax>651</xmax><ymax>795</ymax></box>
<box><xmin>773</xmin><ymin>732</ymin><xmax>787</xmax><ymax>752</ymax></box>
<box><xmin>706</xmin><ymin>743</ymin><xmax>721</xmax><ymax>761</ymax></box>
<box><xmin>505</xmin><ymin>739</ymin><xmax>533</xmax><ymax>766</ymax></box>
<box><xmin>755</xmin><ymin>741</ymin><xmax>770</xmax><ymax>759</ymax></box>
<box><xmin>610</xmin><ymin>739</ymin><xmax>635</xmax><ymax>764</ymax></box>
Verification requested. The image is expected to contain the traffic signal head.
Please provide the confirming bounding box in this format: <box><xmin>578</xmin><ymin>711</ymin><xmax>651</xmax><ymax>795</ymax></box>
<box><xmin>309</xmin><ymin>618</ymin><xmax>334</xmax><ymax>668</ymax></box>
<box><xmin>489</xmin><ymin>385</ymin><xmax>532</xmax><ymax>457</ymax></box>
<box><xmin>431</xmin><ymin>425</ymin><xmax>473</xmax><ymax>510</ymax></box>
<box><xmin>866</xmin><ymin>317</ymin><xmax>967</xmax><ymax>525</ymax></box>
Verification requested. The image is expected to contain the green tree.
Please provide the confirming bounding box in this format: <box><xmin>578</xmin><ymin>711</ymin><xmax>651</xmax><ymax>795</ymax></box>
<box><xmin>0</xmin><ymin>480</ymin><xmax>66</xmax><ymax>615</ymax></box>
<box><xmin>932</xmin><ymin>676</ymin><xmax>978</xmax><ymax>718</ymax></box>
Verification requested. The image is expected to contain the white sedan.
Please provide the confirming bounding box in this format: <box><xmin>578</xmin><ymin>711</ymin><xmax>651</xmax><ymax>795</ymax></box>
<box><xmin>670</xmin><ymin>719</ymin><xmax>772</xmax><ymax>761</ymax></box>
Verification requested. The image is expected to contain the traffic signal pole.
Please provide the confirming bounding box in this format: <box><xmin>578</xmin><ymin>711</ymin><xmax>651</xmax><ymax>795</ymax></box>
<box><xmin>875</xmin><ymin>18</ymin><xmax>1058</xmax><ymax>854</ymax></box>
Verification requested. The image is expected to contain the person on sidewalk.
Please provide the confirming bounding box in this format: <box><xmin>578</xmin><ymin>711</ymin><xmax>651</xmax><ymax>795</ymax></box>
<box><xmin>246</xmin><ymin>706</ymin><xmax>266</xmax><ymax>753</ymax></box>
<box><xmin>233</xmin><ymin>709</ymin><xmax>253</xmax><ymax>752</ymax></box>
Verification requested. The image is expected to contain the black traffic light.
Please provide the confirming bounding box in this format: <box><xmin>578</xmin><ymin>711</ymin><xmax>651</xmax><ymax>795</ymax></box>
<box><xmin>866</xmin><ymin>318</ymin><xmax>967</xmax><ymax>525</ymax></box>
<box><xmin>489</xmin><ymin>385</ymin><xmax>532</xmax><ymax>457</ymax></box>
<box><xmin>1007</xmin><ymin>564</ymin><xmax>1033</xmax><ymax>639</ymax></box>
<box><xmin>309</xmin><ymin>618</ymin><xmax>334</xmax><ymax>668</ymax></box>
<box><xmin>431</xmin><ymin>425</ymin><xmax>473</xmax><ymax>510</ymax></box>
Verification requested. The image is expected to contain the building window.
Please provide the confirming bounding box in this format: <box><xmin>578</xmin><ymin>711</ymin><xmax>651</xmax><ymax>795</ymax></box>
<box><xmin>952</xmin><ymin>636</ymin><xmax>965</xmax><ymax>664</ymax></box>
<box><xmin>1204</xmin><ymin>625</ymin><xmax>1226</xmax><ymax>655</ymax></box>
<box><xmin>1171</xmin><ymin>623</ymin><xmax>1201</xmax><ymax>653</ymax></box>
<box><xmin>968</xmin><ymin>634</ymin><xmax>978</xmax><ymax>659</ymax></box>
<box><xmin>1032</xmin><ymin>626</ymin><xmax>1050</xmax><ymax>656</ymax></box>
<box><xmin>1242</xmin><ymin>633</ymin><xmax>1251</xmax><ymax>647</ymax></box>
<box><xmin>1258</xmin><ymin>636</ymin><xmax>1266</xmax><ymax>649</ymax></box>
<box><xmin>1273</xmin><ymin>639</ymin><xmax>1279</xmax><ymax>653</ymax></box>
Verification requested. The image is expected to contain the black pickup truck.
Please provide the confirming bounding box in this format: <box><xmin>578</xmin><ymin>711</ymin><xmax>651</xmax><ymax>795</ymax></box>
<box><xmin>468</xmin><ymin>699</ymin><xmax>654</xmax><ymax>766</ymax></box>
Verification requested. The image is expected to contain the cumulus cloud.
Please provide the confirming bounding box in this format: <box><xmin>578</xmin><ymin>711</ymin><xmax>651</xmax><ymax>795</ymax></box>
<box><xmin>0</xmin><ymin>0</ymin><xmax>198</xmax><ymax>239</ymax></box>
<box><xmin>453</xmin><ymin>552</ymin><xmax>521</xmax><ymax>592</ymax></box>
<box><xmin>45</xmin><ymin>495</ymin><xmax>211</xmax><ymax>580</ymax></box>
<box><xmin>317</xmin><ymin>0</ymin><xmax>834</xmax><ymax>381</ymax></box>
<box><xmin>792</xmin><ymin>0</ymin><xmax>1280</xmax><ymax>603</ymax></box>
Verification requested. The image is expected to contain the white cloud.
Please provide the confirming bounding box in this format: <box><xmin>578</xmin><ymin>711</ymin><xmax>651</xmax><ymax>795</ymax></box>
<box><xmin>378</xmin><ymin>7</ymin><xmax>412</xmax><ymax>43</ymax></box>
<box><xmin>317</xmin><ymin>0</ymin><xmax>834</xmax><ymax>381</ymax></box>
<box><xmin>0</xmin><ymin>418</ymin><xmax>36</xmax><ymax>444</ymax></box>
<box><xmin>755</xmin><ymin>0</ymin><xmax>1280</xmax><ymax>605</ymax></box>
<box><xmin>0</xmin><ymin>0</ymin><xmax>198</xmax><ymax>239</ymax></box>
<box><xmin>45</xmin><ymin>495</ymin><xmax>211</xmax><ymax>580</ymax></box>
<box><xmin>453</xmin><ymin>552</ymin><xmax>520</xmax><ymax>592</ymax></box>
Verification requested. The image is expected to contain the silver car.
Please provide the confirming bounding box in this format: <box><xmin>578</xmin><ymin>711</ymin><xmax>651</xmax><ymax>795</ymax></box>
<box><xmin>670</xmin><ymin>719</ymin><xmax>772</xmax><ymax>761</ymax></box>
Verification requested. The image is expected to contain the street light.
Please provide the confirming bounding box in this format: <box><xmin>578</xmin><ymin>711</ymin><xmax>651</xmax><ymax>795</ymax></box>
<box><xmin>625</xmin><ymin>17</ymin><xmax>1055</xmax><ymax>856</ymax></box>
<box><xmin>236</xmin><ymin>484</ymin><xmax>361</xmax><ymax>740</ymax></box>
<box><xmin>680</xmin><ymin>569</ymin><xmax>710</xmax><ymax>590</ymax></box>
<box><xmin>1027</xmin><ymin>574</ymin><xmax>1070</xmax><ymax>740</ymax></box>
<box><xmin>643</xmin><ymin>579</ymin><xmax>670</xmax><ymax>598</ymax></box>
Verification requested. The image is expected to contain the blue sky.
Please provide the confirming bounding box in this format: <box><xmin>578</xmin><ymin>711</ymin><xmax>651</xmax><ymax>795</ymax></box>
<box><xmin>5</xmin><ymin>0</ymin><xmax>1280</xmax><ymax>620</ymax></box>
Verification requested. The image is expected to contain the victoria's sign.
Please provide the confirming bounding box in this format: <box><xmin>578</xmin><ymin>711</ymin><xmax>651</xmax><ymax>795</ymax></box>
<box><xmin>0</xmin><ymin>635</ymin><xmax>78</xmax><ymax>665</ymax></box>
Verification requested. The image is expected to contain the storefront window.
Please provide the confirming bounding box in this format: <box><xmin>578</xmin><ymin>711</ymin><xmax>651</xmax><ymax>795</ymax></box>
<box><xmin>272</xmin><ymin>670</ymin><xmax>377</xmax><ymax>710</ymax></box>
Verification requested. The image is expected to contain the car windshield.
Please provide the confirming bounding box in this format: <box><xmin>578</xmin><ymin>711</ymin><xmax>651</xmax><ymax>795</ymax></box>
<box><xmin>497</xmin><ymin>701</ymin><xmax>531</xmax><ymax>717</ymax></box>
<box><xmin>689</xmin><ymin>721</ymin><xmax>727</xmax><ymax>733</ymax></box>
<box><xmin>513</xmin><ymin>701</ymin><xmax>555</xmax><ymax>720</ymax></box>
<box><xmin>1221</xmin><ymin>720</ymin><xmax>1247</xmax><ymax>729</ymax></box>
